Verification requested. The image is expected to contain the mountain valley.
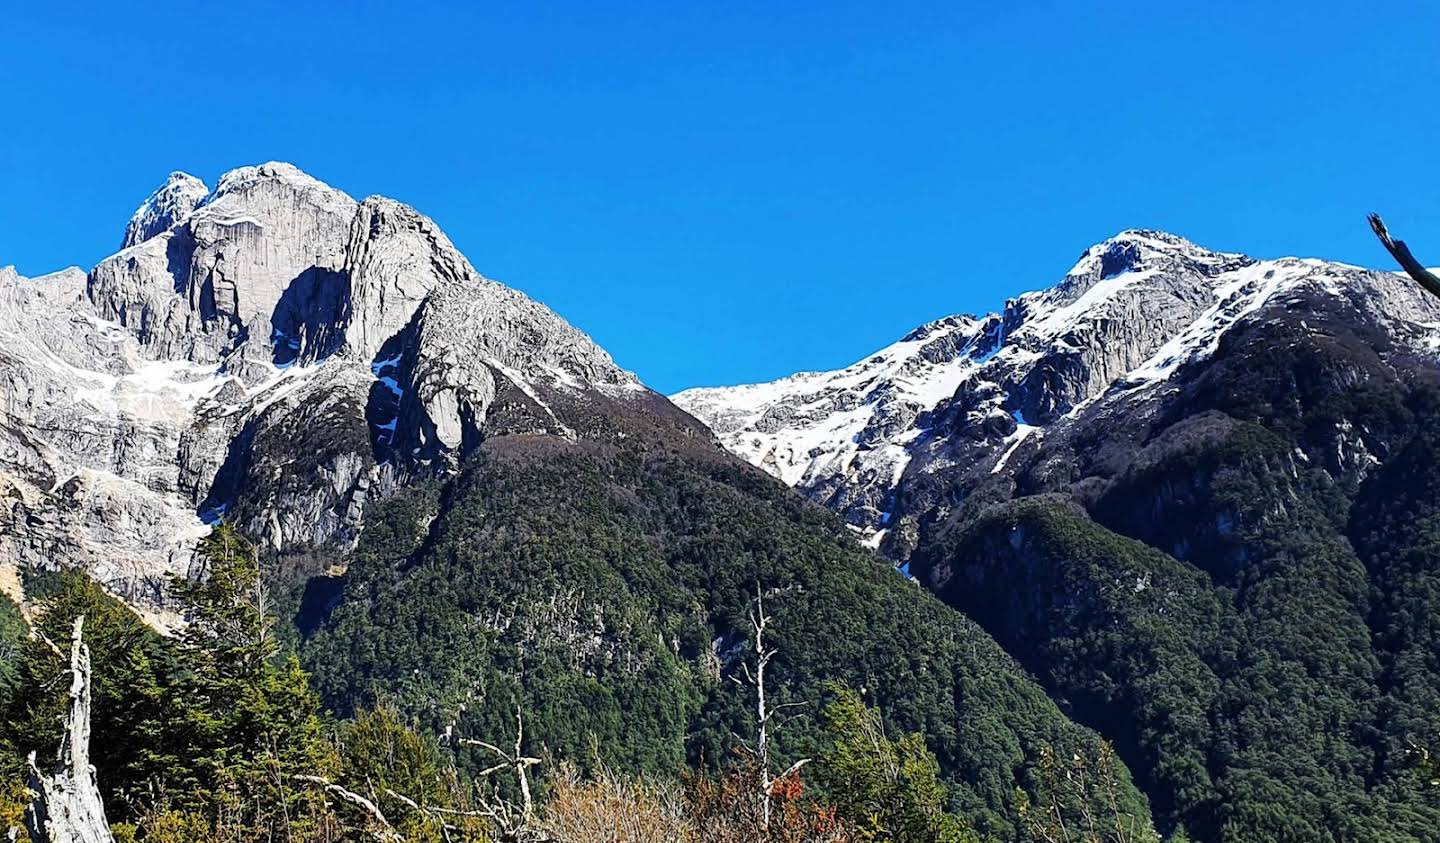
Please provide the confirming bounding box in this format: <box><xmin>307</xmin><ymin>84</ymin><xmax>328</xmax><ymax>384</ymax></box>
<box><xmin>5</xmin><ymin>164</ymin><xmax>1440</xmax><ymax>841</ymax></box>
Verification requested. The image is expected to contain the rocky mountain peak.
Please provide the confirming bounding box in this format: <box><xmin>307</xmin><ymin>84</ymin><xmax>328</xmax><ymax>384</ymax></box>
<box><xmin>209</xmin><ymin>160</ymin><xmax>339</xmax><ymax>193</ymax></box>
<box><xmin>675</xmin><ymin>232</ymin><xmax>1440</xmax><ymax>552</ymax></box>
<box><xmin>899</xmin><ymin>313</ymin><xmax>984</xmax><ymax>344</ymax></box>
<box><xmin>90</xmin><ymin>161</ymin><xmax>361</xmax><ymax>375</ymax></box>
<box><xmin>1066</xmin><ymin>229</ymin><xmax>1247</xmax><ymax>278</ymax></box>
<box><xmin>3</xmin><ymin>162</ymin><xmax>652</xmax><ymax>605</ymax></box>
<box><xmin>121</xmin><ymin>171</ymin><xmax>209</xmax><ymax>249</ymax></box>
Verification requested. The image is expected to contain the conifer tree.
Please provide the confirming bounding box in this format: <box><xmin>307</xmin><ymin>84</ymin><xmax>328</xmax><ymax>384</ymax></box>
<box><xmin>813</xmin><ymin>684</ymin><xmax>977</xmax><ymax>843</ymax></box>
<box><xmin>160</xmin><ymin>524</ymin><xmax>338</xmax><ymax>836</ymax></box>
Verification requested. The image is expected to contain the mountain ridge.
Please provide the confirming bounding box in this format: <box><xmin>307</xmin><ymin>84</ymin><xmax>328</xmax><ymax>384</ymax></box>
<box><xmin>9</xmin><ymin>162</ymin><xmax>1440</xmax><ymax>838</ymax></box>
<box><xmin>673</xmin><ymin>228</ymin><xmax>1440</xmax><ymax>553</ymax></box>
<box><xmin>2</xmin><ymin>162</ymin><xmax>1169</xmax><ymax>839</ymax></box>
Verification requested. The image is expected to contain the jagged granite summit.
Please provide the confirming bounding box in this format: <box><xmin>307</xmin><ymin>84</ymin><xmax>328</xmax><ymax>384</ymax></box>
<box><xmin>673</xmin><ymin>230</ymin><xmax>1440</xmax><ymax>556</ymax></box>
<box><xmin>0</xmin><ymin>163</ymin><xmax>650</xmax><ymax>606</ymax></box>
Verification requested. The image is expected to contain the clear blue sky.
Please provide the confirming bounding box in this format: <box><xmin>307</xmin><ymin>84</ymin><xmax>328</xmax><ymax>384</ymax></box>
<box><xmin>3</xmin><ymin>2</ymin><xmax>1438</xmax><ymax>393</ymax></box>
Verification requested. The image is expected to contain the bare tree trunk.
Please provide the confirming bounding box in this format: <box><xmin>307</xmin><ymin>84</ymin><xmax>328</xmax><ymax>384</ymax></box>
<box><xmin>735</xmin><ymin>583</ymin><xmax>809</xmax><ymax>832</ymax></box>
<box><xmin>751</xmin><ymin>588</ymin><xmax>772</xmax><ymax>830</ymax></box>
<box><xmin>1369</xmin><ymin>213</ymin><xmax>1440</xmax><ymax>300</ymax></box>
<box><xmin>457</xmin><ymin>705</ymin><xmax>543</xmax><ymax>841</ymax></box>
<box><xmin>24</xmin><ymin>617</ymin><xmax>115</xmax><ymax>843</ymax></box>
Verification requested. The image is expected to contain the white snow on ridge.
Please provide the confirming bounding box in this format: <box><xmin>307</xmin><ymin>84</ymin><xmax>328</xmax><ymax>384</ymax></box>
<box><xmin>991</xmin><ymin>424</ymin><xmax>1037</xmax><ymax>475</ymax></box>
<box><xmin>673</xmin><ymin>230</ymin><xmax>1440</xmax><ymax>552</ymax></box>
<box><xmin>1124</xmin><ymin>261</ymin><xmax>1301</xmax><ymax>385</ymax></box>
<box><xmin>1063</xmin><ymin>229</ymin><xmax>1245</xmax><ymax>279</ymax></box>
<box><xmin>673</xmin><ymin>315</ymin><xmax>993</xmax><ymax>487</ymax></box>
<box><xmin>1020</xmin><ymin>269</ymin><xmax>1158</xmax><ymax>340</ymax></box>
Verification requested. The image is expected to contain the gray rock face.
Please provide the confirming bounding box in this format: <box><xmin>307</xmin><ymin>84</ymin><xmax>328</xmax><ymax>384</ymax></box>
<box><xmin>340</xmin><ymin>198</ymin><xmax>460</xmax><ymax>362</ymax></box>
<box><xmin>0</xmin><ymin>265</ymin><xmax>219</xmax><ymax>605</ymax></box>
<box><xmin>89</xmin><ymin>162</ymin><xmax>358</xmax><ymax>377</ymax></box>
<box><xmin>121</xmin><ymin>172</ymin><xmax>208</xmax><ymax>249</ymax></box>
<box><xmin>406</xmin><ymin>269</ymin><xmax>638</xmax><ymax>452</ymax></box>
<box><xmin>673</xmin><ymin>230</ymin><xmax>1440</xmax><ymax>556</ymax></box>
<box><xmin>0</xmin><ymin>162</ymin><xmax>643</xmax><ymax>608</ymax></box>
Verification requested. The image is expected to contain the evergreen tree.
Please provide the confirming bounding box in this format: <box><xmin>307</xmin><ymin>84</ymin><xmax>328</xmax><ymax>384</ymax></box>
<box><xmin>813</xmin><ymin>684</ymin><xmax>977</xmax><ymax>843</ymax></box>
<box><xmin>339</xmin><ymin>704</ymin><xmax>458</xmax><ymax>840</ymax></box>
<box><xmin>158</xmin><ymin>524</ymin><xmax>339</xmax><ymax>835</ymax></box>
<box><xmin>0</xmin><ymin>573</ymin><xmax>181</xmax><ymax>811</ymax></box>
<box><xmin>0</xmin><ymin>593</ymin><xmax>24</xmax><ymax>707</ymax></box>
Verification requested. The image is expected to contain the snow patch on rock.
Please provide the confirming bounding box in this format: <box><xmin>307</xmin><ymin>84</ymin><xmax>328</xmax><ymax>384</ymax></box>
<box><xmin>2</xmin><ymin>162</ymin><xmax>645</xmax><ymax>608</ymax></box>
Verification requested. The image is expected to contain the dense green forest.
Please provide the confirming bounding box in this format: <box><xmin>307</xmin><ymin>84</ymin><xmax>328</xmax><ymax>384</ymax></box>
<box><xmin>1</xmin><ymin>451</ymin><xmax>1154</xmax><ymax>841</ymax></box>
<box><xmin>297</xmin><ymin>438</ymin><xmax>1153</xmax><ymax>840</ymax></box>
<box><xmin>2</xmin><ymin>536</ymin><xmax>1004</xmax><ymax>842</ymax></box>
<box><xmin>911</xmin><ymin>300</ymin><xmax>1440</xmax><ymax>841</ymax></box>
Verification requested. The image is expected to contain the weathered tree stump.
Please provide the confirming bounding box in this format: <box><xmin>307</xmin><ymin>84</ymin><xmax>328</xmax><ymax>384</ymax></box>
<box><xmin>23</xmin><ymin>616</ymin><xmax>114</xmax><ymax>843</ymax></box>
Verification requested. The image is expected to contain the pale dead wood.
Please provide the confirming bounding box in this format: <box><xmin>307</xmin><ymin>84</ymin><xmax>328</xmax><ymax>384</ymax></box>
<box><xmin>23</xmin><ymin>616</ymin><xmax>115</xmax><ymax>843</ymax></box>
<box><xmin>456</xmin><ymin>705</ymin><xmax>546</xmax><ymax>841</ymax></box>
<box><xmin>730</xmin><ymin>582</ymin><xmax>812</xmax><ymax>831</ymax></box>
<box><xmin>291</xmin><ymin>775</ymin><xmax>403</xmax><ymax>842</ymax></box>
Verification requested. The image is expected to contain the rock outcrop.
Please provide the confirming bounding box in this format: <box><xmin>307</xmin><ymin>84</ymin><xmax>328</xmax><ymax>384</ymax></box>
<box><xmin>89</xmin><ymin>162</ymin><xmax>358</xmax><ymax>375</ymax></box>
<box><xmin>121</xmin><ymin>172</ymin><xmax>208</xmax><ymax>250</ymax></box>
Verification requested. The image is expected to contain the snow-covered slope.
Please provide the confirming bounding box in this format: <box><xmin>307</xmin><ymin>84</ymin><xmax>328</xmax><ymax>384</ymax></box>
<box><xmin>674</xmin><ymin>314</ymin><xmax>1001</xmax><ymax>545</ymax></box>
<box><xmin>673</xmin><ymin>230</ymin><xmax>1440</xmax><ymax>551</ymax></box>
<box><xmin>1</xmin><ymin>162</ymin><xmax>649</xmax><ymax>607</ymax></box>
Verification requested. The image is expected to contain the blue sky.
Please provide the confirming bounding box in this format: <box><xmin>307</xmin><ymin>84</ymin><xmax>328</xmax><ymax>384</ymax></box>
<box><xmin>3</xmin><ymin>2</ymin><xmax>1438</xmax><ymax>393</ymax></box>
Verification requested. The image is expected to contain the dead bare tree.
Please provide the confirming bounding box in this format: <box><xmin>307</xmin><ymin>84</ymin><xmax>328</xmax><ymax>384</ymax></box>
<box><xmin>299</xmin><ymin>708</ymin><xmax>537</xmax><ymax>843</ymax></box>
<box><xmin>291</xmin><ymin>775</ymin><xmax>403</xmax><ymax>842</ymax></box>
<box><xmin>731</xmin><ymin>583</ymin><xmax>810</xmax><ymax>832</ymax></box>
<box><xmin>457</xmin><ymin>706</ymin><xmax>545</xmax><ymax>841</ymax></box>
<box><xmin>1369</xmin><ymin>213</ymin><xmax>1440</xmax><ymax>300</ymax></box>
<box><xmin>23</xmin><ymin>616</ymin><xmax>115</xmax><ymax>843</ymax></box>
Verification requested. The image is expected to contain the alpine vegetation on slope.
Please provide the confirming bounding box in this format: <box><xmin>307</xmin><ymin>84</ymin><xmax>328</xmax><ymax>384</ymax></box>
<box><xmin>679</xmin><ymin>228</ymin><xmax>1440</xmax><ymax>840</ymax></box>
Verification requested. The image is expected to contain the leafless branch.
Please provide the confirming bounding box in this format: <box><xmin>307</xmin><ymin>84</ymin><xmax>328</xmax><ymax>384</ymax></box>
<box><xmin>456</xmin><ymin>703</ymin><xmax>544</xmax><ymax>839</ymax></box>
<box><xmin>771</xmin><ymin>759</ymin><xmax>811</xmax><ymax>790</ymax></box>
<box><xmin>291</xmin><ymin>775</ymin><xmax>402</xmax><ymax>842</ymax></box>
<box><xmin>1369</xmin><ymin>213</ymin><xmax>1440</xmax><ymax>300</ymax></box>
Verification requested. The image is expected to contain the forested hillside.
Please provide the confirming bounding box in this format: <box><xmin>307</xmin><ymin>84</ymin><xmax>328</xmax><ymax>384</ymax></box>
<box><xmin>1</xmin><ymin>522</ymin><xmax>1152</xmax><ymax>841</ymax></box>
<box><xmin>298</xmin><ymin>430</ymin><xmax>1153</xmax><ymax>839</ymax></box>
<box><xmin>907</xmin><ymin>276</ymin><xmax>1440</xmax><ymax>840</ymax></box>
<box><xmin>682</xmin><ymin>224</ymin><xmax>1440</xmax><ymax>841</ymax></box>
